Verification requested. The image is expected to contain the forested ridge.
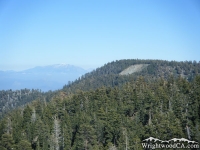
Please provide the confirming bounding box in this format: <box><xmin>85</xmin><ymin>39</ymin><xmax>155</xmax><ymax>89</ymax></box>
<box><xmin>0</xmin><ymin>89</ymin><xmax>58</xmax><ymax>119</ymax></box>
<box><xmin>63</xmin><ymin>59</ymin><xmax>200</xmax><ymax>93</ymax></box>
<box><xmin>0</xmin><ymin>59</ymin><xmax>200</xmax><ymax>149</ymax></box>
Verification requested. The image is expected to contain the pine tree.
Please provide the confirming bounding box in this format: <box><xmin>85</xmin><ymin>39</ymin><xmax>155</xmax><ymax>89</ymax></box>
<box><xmin>17</xmin><ymin>140</ymin><xmax>32</xmax><ymax>150</ymax></box>
<box><xmin>0</xmin><ymin>133</ymin><xmax>15</xmax><ymax>150</ymax></box>
<box><xmin>31</xmin><ymin>107</ymin><xmax>36</xmax><ymax>123</ymax></box>
<box><xmin>52</xmin><ymin>115</ymin><xmax>61</xmax><ymax>150</ymax></box>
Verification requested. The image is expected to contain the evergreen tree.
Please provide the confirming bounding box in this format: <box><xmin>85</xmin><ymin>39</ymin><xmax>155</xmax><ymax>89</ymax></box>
<box><xmin>17</xmin><ymin>140</ymin><xmax>32</xmax><ymax>150</ymax></box>
<box><xmin>0</xmin><ymin>133</ymin><xmax>15</xmax><ymax>150</ymax></box>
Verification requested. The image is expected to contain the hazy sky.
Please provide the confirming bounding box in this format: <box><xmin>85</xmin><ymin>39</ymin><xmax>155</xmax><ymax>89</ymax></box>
<box><xmin>1</xmin><ymin>0</ymin><xmax>200</xmax><ymax>71</ymax></box>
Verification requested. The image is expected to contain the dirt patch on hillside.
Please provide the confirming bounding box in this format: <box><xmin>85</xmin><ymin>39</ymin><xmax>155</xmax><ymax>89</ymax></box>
<box><xmin>119</xmin><ymin>64</ymin><xmax>149</xmax><ymax>75</ymax></box>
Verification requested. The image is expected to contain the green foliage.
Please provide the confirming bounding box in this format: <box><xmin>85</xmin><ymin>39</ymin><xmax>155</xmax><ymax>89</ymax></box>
<box><xmin>0</xmin><ymin>133</ymin><xmax>15</xmax><ymax>149</ymax></box>
<box><xmin>17</xmin><ymin>140</ymin><xmax>32</xmax><ymax>150</ymax></box>
<box><xmin>63</xmin><ymin>59</ymin><xmax>200</xmax><ymax>93</ymax></box>
<box><xmin>0</xmin><ymin>59</ymin><xmax>200</xmax><ymax>149</ymax></box>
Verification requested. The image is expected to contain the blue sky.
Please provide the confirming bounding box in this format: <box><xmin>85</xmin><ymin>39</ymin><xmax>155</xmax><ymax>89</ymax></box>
<box><xmin>0</xmin><ymin>0</ymin><xmax>200</xmax><ymax>71</ymax></box>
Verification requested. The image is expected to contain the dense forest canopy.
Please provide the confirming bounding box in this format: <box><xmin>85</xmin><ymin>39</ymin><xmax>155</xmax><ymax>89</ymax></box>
<box><xmin>0</xmin><ymin>59</ymin><xmax>200</xmax><ymax>149</ymax></box>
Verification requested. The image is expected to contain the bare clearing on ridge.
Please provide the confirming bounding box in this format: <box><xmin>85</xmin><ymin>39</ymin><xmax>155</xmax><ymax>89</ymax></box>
<box><xmin>119</xmin><ymin>64</ymin><xmax>149</xmax><ymax>75</ymax></box>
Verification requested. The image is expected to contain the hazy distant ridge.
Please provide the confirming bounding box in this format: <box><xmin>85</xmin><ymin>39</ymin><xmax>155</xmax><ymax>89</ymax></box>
<box><xmin>0</xmin><ymin>64</ymin><xmax>88</xmax><ymax>91</ymax></box>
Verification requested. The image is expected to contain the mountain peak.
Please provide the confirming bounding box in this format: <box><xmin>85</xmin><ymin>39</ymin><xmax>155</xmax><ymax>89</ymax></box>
<box><xmin>51</xmin><ymin>64</ymin><xmax>70</xmax><ymax>68</ymax></box>
<box><xmin>0</xmin><ymin>64</ymin><xmax>88</xmax><ymax>91</ymax></box>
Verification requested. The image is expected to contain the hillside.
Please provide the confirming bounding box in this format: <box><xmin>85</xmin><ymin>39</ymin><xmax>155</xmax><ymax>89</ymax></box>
<box><xmin>0</xmin><ymin>59</ymin><xmax>200</xmax><ymax>149</ymax></box>
<box><xmin>0</xmin><ymin>74</ymin><xmax>199</xmax><ymax>149</ymax></box>
<box><xmin>1</xmin><ymin>59</ymin><xmax>199</xmax><ymax>117</ymax></box>
<box><xmin>0</xmin><ymin>89</ymin><xmax>58</xmax><ymax>118</ymax></box>
<box><xmin>63</xmin><ymin>59</ymin><xmax>200</xmax><ymax>93</ymax></box>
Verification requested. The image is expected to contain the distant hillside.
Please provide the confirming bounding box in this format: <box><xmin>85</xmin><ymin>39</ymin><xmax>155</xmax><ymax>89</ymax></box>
<box><xmin>0</xmin><ymin>88</ymin><xmax>58</xmax><ymax>118</ymax></box>
<box><xmin>63</xmin><ymin>59</ymin><xmax>200</xmax><ymax>93</ymax></box>
<box><xmin>0</xmin><ymin>64</ymin><xmax>88</xmax><ymax>91</ymax></box>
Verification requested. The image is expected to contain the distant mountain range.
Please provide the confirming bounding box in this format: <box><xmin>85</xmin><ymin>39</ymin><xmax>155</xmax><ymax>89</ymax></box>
<box><xmin>0</xmin><ymin>64</ymin><xmax>90</xmax><ymax>91</ymax></box>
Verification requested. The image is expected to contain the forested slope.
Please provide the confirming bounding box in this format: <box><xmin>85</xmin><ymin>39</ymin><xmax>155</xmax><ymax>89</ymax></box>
<box><xmin>0</xmin><ymin>89</ymin><xmax>58</xmax><ymax>119</ymax></box>
<box><xmin>1</xmin><ymin>59</ymin><xmax>198</xmax><ymax>117</ymax></box>
<box><xmin>0</xmin><ymin>59</ymin><xmax>200</xmax><ymax>149</ymax></box>
<box><xmin>63</xmin><ymin>59</ymin><xmax>200</xmax><ymax>93</ymax></box>
<box><xmin>0</xmin><ymin>75</ymin><xmax>199</xmax><ymax>149</ymax></box>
